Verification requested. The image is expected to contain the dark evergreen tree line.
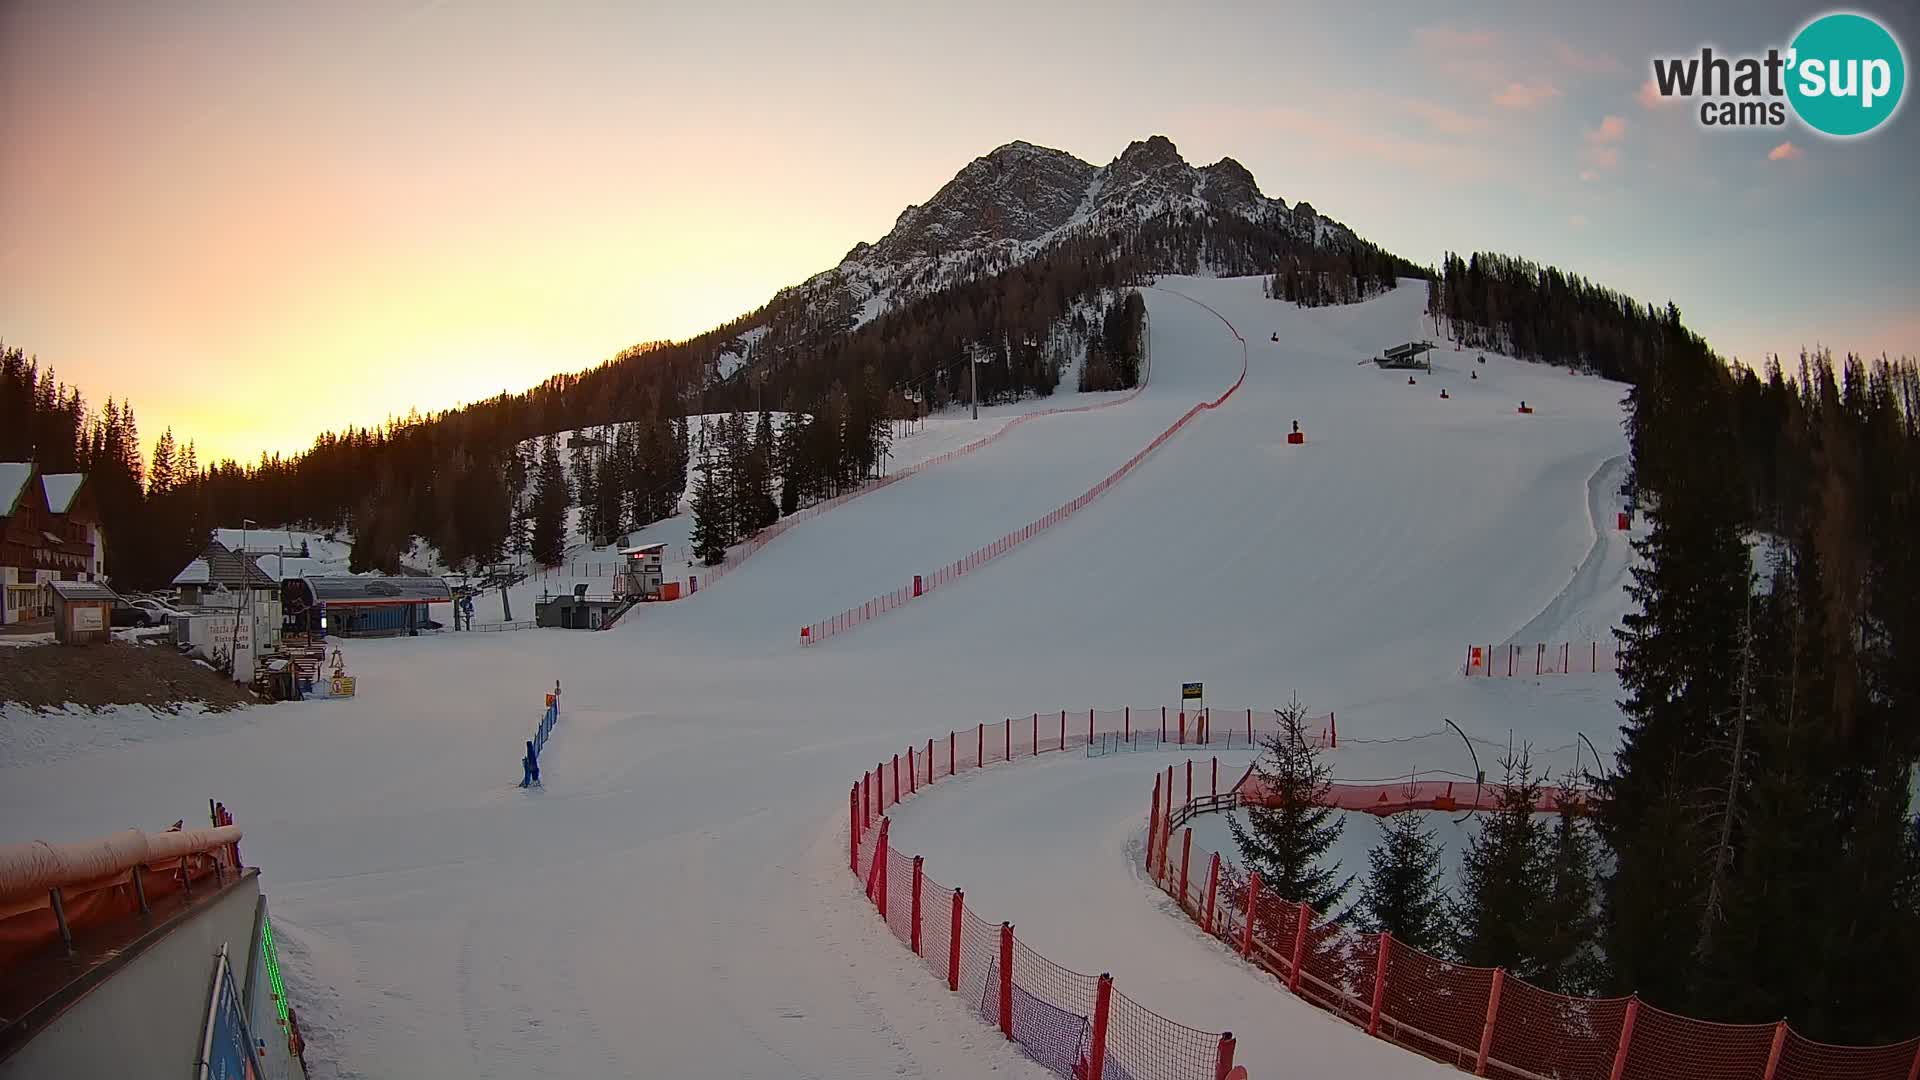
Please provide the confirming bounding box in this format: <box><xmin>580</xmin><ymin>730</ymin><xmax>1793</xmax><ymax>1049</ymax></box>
<box><xmin>1428</xmin><ymin>252</ymin><xmax>1675</xmax><ymax>383</ymax></box>
<box><xmin>1603</xmin><ymin>329</ymin><xmax>1920</xmax><ymax>1043</ymax></box>
<box><xmin>1078</xmin><ymin>292</ymin><xmax>1147</xmax><ymax>393</ymax></box>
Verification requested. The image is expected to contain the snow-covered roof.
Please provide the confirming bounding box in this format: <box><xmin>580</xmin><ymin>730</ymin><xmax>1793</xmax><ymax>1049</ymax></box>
<box><xmin>0</xmin><ymin>463</ymin><xmax>31</xmax><ymax>514</ymax></box>
<box><xmin>254</xmin><ymin>556</ymin><xmax>326</xmax><ymax>582</ymax></box>
<box><xmin>212</xmin><ymin>527</ymin><xmax>307</xmax><ymax>554</ymax></box>
<box><xmin>48</xmin><ymin>579</ymin><xmax>118</xmax><ymax>602</ymax></box>
<box><xmin>40</xmin><ymin>473</ymin><xmax>84</xmax><ymax>513</ymax></box>
<box><xmin>304</xmin><ymin>575</ymin><xmax>451</xmax><ymax>604</ymax></box>
<box><xmin>173</xmin><ymin>558</ymin><xmax>211</xmax><ymax>585</ymax></box>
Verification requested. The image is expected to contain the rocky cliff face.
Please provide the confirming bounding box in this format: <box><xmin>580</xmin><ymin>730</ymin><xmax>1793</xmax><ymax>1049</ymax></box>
<box><xmin>725</xmin><ymin>135</ymin><xmax>1364</xmax><ymax>381</ymax></box>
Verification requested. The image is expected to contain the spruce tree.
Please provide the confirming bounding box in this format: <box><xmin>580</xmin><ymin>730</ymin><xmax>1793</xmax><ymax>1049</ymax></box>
<box><xmin>1357</xmin><ymin>809</ymin><xmax>1450</xmax><ymax>952</ymax></box>
<box><xmin>1228</xmin><ymin>697</ymin><xmax>1352</xmax><ymax>912</ymax></box>
<box><xmin>1452</xmin><ymin>748</ymin><xmax>1546</xmax><ymax>975</ymax></box>
<box><xmin>1532</xmin><ymin>800</ymin><xmax>1603</xmax><ymax>994</ymax></box>
<box><xmin>530</xmin><ymin>435</ymin><xmax>568</xmax><ymax>566</ymax></box>
<box><xmin>688</xmin><ymin>456</ymin><xmax>727</xmax><ymax>566</ymax></box>
<box><xmin>1599</xmin><ymin>309</ymin><xmax>1752</xmax><ymax>1007</ymax></box>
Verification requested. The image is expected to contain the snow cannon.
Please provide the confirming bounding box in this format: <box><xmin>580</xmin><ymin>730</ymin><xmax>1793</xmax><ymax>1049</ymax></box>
<box><xmin>1471</xmin><ymin>370</ymin><xmax>1478</xmax><ymax>380</ymax></box>
<box><xmin>1287</xmin><ymin>420</ymin><xmax>1305</xmax><ymax>445</ymax></box>
<box><xmin>1440</xmin><ymin>388</ymin><xmax>1450</xmax><ymax>399</ymax></box>
<box><xmin>1270</xmin><ymin>332</ymin><xmax>1278</xmax><ymax>342</ymax></box>
<box><xmin>1407</xmin><ymin>375</ymin><xmax>1418</xmax><ymax>385</ymax></box>
<box><xmin>1477</xmin><ymin>354</ymin><xmax>1486</xmax><ymax>364</ymax></box>
<box><xmin>1518</xmin><ymin>400</ymin><xmax>1534</xmax><ymax>414</ymax></box>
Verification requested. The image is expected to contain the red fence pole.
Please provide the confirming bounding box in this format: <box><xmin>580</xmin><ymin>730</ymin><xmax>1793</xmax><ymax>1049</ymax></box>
<box><xmin>1593</xmin><ymin>640</ymin><xmax>1598</xmax><ymax>672</ymax></box>
<box><xmin>849</xmin><ymin>785</ymin><xmax>860</xmax><ymax>873</ymax></box>
<box><xmin>878</xmin><ymin>837</ymin><xmax>890</xmax><ymax>919</ymax></box>
<box><xmin>1088</xmin><ymin>708</ymin><xmax>1094</xmax><ymax>747</ymax></box>
<box><xmin>1368</xmin><ymin>931</ymin><xmax>1392</xmax><ymax>1036</ymax></box>
<box><xmin>1761</xmin><ymin>1021</ymin><xmax>1787</xmax><ymax>1080</ymax></box>
<box><xmin>910</xmin><ymin>855</ymin><xmax>924</xmax><ymax>955</ymax></box>
<box><xmin>1179</xmin><ymin>828</ymin><xmax>1193</xmax><ymax>907</ymax></box>
<box><xmin>1475</xmin><ymin>967</ymin><xmax>1505</xmax><ymax>1074</ymax></box>
<box><xmin>1288</xmin><ymin>900</ymin><xmax>1310</xmax><ymax>992</ymax></box>
<box><xmin>907</xmin><ymin>746</ymin><xmax>916</xmax><ymax>794</ymax></box>
<box><xmin>1186</xmin><ymin>759</ymin><xmax>1193</xmax><ymax>805</ymax></box>
<box><xmin>1004</xmin><ymin>720</ymin><xmax>1011</xmax><ymax>762</ymax></box>
<box><xmin>949</xmin><ymin>730</ymin><xmax>956</xmax><ymax>776</ymax></box>
<box><xmin>1908</xmin><ymin>1042</ymin><xmax>1920</xmax><ymax>1080</ymax></box>
<box><xmin>1240</xmin><ymin>873</ymin><xmax>1261</xmax><ymax>957</ymax></box>
<box><xmin>998</xmin><ymin>923</ymin><xmax>1014</xmax><ymax>1039</ymax></box>
<box><xmin>1087</xmin><ymin>973</ymin><xmax>1113</xmax><ymax>1080</ymax></box>
<box><xmin>1161</xmin><ymin>706</ymin><xmax>1167</xmax><ymax>743</ymax></box>
<box><xmin>947</xmin><ymin>888</ymin><xmax>964</xmax><ymax>991</ymax></box>
<box><xmin>1033</xmin><ymin>713</ymin><xmax>1039</xmax><ymax>757</ymax></box>
<box><xmin>927</xmin><ymin>738</ymin><xmax>934</xmax><ymax>783</ymax></box>
<box><xmin>866</xmin><ymin>818</ymin><xmax>890</xmax><ymax>905</ymax></box>
<box><xmin>978</xmin><ymin>723</ymin><xmax>984</xmax><ymax>767</ymax></box>
<box><xmin>1212</xmin><ymin>756</ymin><xmax>1219</xmax><ymax>798</ymax></box>
<box><xmin>1147</xmin><ymin>775</ymin><xmax>1162</xmax><ymax>874</ymax></box>
<box><xmin>1608</xmin><ymin>997</ymin><xmax>1640</xmax><ymax>1080</ymax></box>
<box><xmin>891</xmin><ymin>754</ymin><xmax>901</xmax><ymax>805</ymax></box>
<box><xmin>1179</xmin><ymin>710</ymin><xmax>1187</xmax><ymax>746</ymax></box>
<box><xmin>1330</xmin><ymin>709</ymin><xmax>1338</xmax><ymax>748</ymax></box>
<box><xmin>1247</xmin><ymin>709</ymin><xmax>1253</xmax><ymax>744</ymax></box>
<box><xmin>1124</xmin><ymin>707</ymin><xmax>1130</xmax><ymax>741</ymax></box>
<box><xmin>1203</xmin><ymin>852</ymin><xmax>1221</xmax><ymax>931</ymax></box>
<box><xmin>1214</xmin><ymin>1032</ymin><xmax>1237</xmax><ymax>1080</ymax></box>
<box><xmin>1059</xmin><ymin>709</ymin><xmax>1065</xmax><ymax>751</ymax></box>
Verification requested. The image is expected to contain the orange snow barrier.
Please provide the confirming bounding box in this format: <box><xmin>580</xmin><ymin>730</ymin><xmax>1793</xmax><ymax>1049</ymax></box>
<box><xmin>0</xmin><ymin>825</ymin><xmax>243</xmax><ymax>967</ymax></box>
<box><xmin>1157</xmin><ymin>768</ymin><xmax>1920</xmax><ymax>1080</ymax></box>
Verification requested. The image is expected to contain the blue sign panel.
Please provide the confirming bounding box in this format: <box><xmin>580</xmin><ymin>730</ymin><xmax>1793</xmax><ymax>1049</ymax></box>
<box><xmin>201</xmin><ymin>949</ymin><xmax>260</xmax><ymax>1080</ymax></box>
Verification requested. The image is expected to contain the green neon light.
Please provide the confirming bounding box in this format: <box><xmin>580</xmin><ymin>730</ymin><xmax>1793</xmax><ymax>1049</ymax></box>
<box><xmin>260</xmin><ymin>912</ymin><xmax>291</xmax><ymax>1028</ymax></box>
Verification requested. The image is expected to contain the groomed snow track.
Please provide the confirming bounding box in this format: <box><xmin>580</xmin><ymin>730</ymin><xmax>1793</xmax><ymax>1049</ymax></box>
<box><xmin>3</xmin><ymin>277</ymin><xmax>1652</xmax><ymax>1079</ymax></box>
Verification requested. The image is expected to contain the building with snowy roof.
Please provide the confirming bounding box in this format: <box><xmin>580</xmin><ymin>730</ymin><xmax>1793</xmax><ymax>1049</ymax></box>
<box><xmin>0</xmin><ymin>463</ymin><xmax>104</xmax><ymax>625</ymax></box>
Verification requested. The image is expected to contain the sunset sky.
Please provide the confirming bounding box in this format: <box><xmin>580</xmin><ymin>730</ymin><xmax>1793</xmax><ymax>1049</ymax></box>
<box><xmin>3</xmin><ymin>1</ymin><xmax>1915</xmax><ymax>466</ymax></box>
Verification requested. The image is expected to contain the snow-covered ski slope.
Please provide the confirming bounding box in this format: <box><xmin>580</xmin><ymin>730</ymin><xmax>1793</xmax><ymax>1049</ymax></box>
<box><xmin>0</xmin><ymin>276</ymin><xmax>1636</xmax><ymax>1080</ymax></box>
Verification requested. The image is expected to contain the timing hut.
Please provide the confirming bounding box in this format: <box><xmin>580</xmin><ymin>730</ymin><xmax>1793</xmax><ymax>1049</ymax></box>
<box><xmin>1375</xmin><ymin>341</ymin><xmax>1436</xmax><ymax>370</ymax></box>
<box><xmin>615</xmin><ymin>543</ymin><xmax>666</xmax><ymax>601</ymax></box>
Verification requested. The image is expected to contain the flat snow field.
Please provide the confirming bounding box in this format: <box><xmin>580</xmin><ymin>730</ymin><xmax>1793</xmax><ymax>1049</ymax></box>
<box><xmin>0</xmin><ymin>276</ymin><xmax>1636</xmax><ymax>1079</ymax></box>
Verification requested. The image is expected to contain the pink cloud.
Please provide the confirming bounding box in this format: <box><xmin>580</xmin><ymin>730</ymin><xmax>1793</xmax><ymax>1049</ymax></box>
<box><xmin>1179</xmin><ymin>103</ymin><xmax>1498</xmax><ymax>185</ymax></box>
<box><xmin>1636</xmin><ymin>78</ymin><xmax>1681</xmax><ymax>110</ymax></box>
<box><xmin>1494</xmin><ymin>81</ymin><xmax>1562</xmax><ymax>108</ymax></box>
<box><xmin>1578</xmin><ymin>117</ymin><xmax>1627</xmax><ymax>172</ymax></box>
<box><xmin>1551</xmin><ymin>41</ymin><xmax>1623</xmax><ymax>75</ymax></box>
<box><xmin>1768</xmin><ymin>141</ymin><xmax>1803</xmax><ymax>161</ymax></box>
<box><xmin>1586</xmin><ymin>115</ymin><xmax>1629</xmax><ymax>143</ymax></box>
<box><xmin>1404</xmin><ymin>99</ymin><xmax>1488</xmax><ymax>135</ymax></box>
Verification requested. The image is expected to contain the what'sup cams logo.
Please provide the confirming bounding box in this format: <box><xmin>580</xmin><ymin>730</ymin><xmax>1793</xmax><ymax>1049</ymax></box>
<box><xmin>1651</xmin><ymin>11</ymin><xmax>1906</xmax><ymax>136</ymax></box>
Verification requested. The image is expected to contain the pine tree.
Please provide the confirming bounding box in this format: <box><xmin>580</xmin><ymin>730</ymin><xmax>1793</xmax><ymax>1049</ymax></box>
<box><xmin>1452</xmin><ymin>749</ymin><xmax>1547</xmax><ymax>974</ymax></box>
<box><xmin>1228</xmin><ymin>697</ymin><xmax>1352</xmax><ymax>912</ymax></box>
<box><xmin>1599</xmin><ymin>310</ymin><xmax>1753</xmax><ymax>1007</ymax></box>
<box><xmin>688</xmin><ymin>454</ymin><xmax>727</xmax><ymax>566</ymax></box>
<box><xmin>595</xmin><ymin>441</ymin><xmax>625</xmax><ymax>546</ymax></box>
<box><xmin>530</xmin><ymin>435</ymin><xmax>568</xmax><ymax>566</ymax></box>
<box><xmin>1357</xmin><ymin>809</ymin><xmax>1450</xmax><ymax>952</ymax></box>
<box><xmin>1532</xmin><ymin>800</ymin><xmax>1603</xmax><ymax>994</ymax></box>
<box><xmin>573</xmin><ymin>451</ymin><xmax>599</xmax><ymax>544</ymax></box>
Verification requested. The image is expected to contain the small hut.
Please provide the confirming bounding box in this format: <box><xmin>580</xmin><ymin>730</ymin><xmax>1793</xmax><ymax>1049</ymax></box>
<box><xmin>49</xmin><ymin>579</ymin><xmax>117</xmax><ymax>645</ymax></box>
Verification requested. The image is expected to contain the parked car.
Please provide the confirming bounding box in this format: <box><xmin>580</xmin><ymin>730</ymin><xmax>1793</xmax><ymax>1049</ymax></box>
<box><xmin>126</xmin><ymin>597</ymin><xmax>182</xmax><ymax>624</ymax></box>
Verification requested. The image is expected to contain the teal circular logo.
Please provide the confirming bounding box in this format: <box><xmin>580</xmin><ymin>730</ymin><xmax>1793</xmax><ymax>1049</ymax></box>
<box><xmin>1787</xmin><ymin>12</ymin><xmax>1906</xmax><ymax>136</ymax></box>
